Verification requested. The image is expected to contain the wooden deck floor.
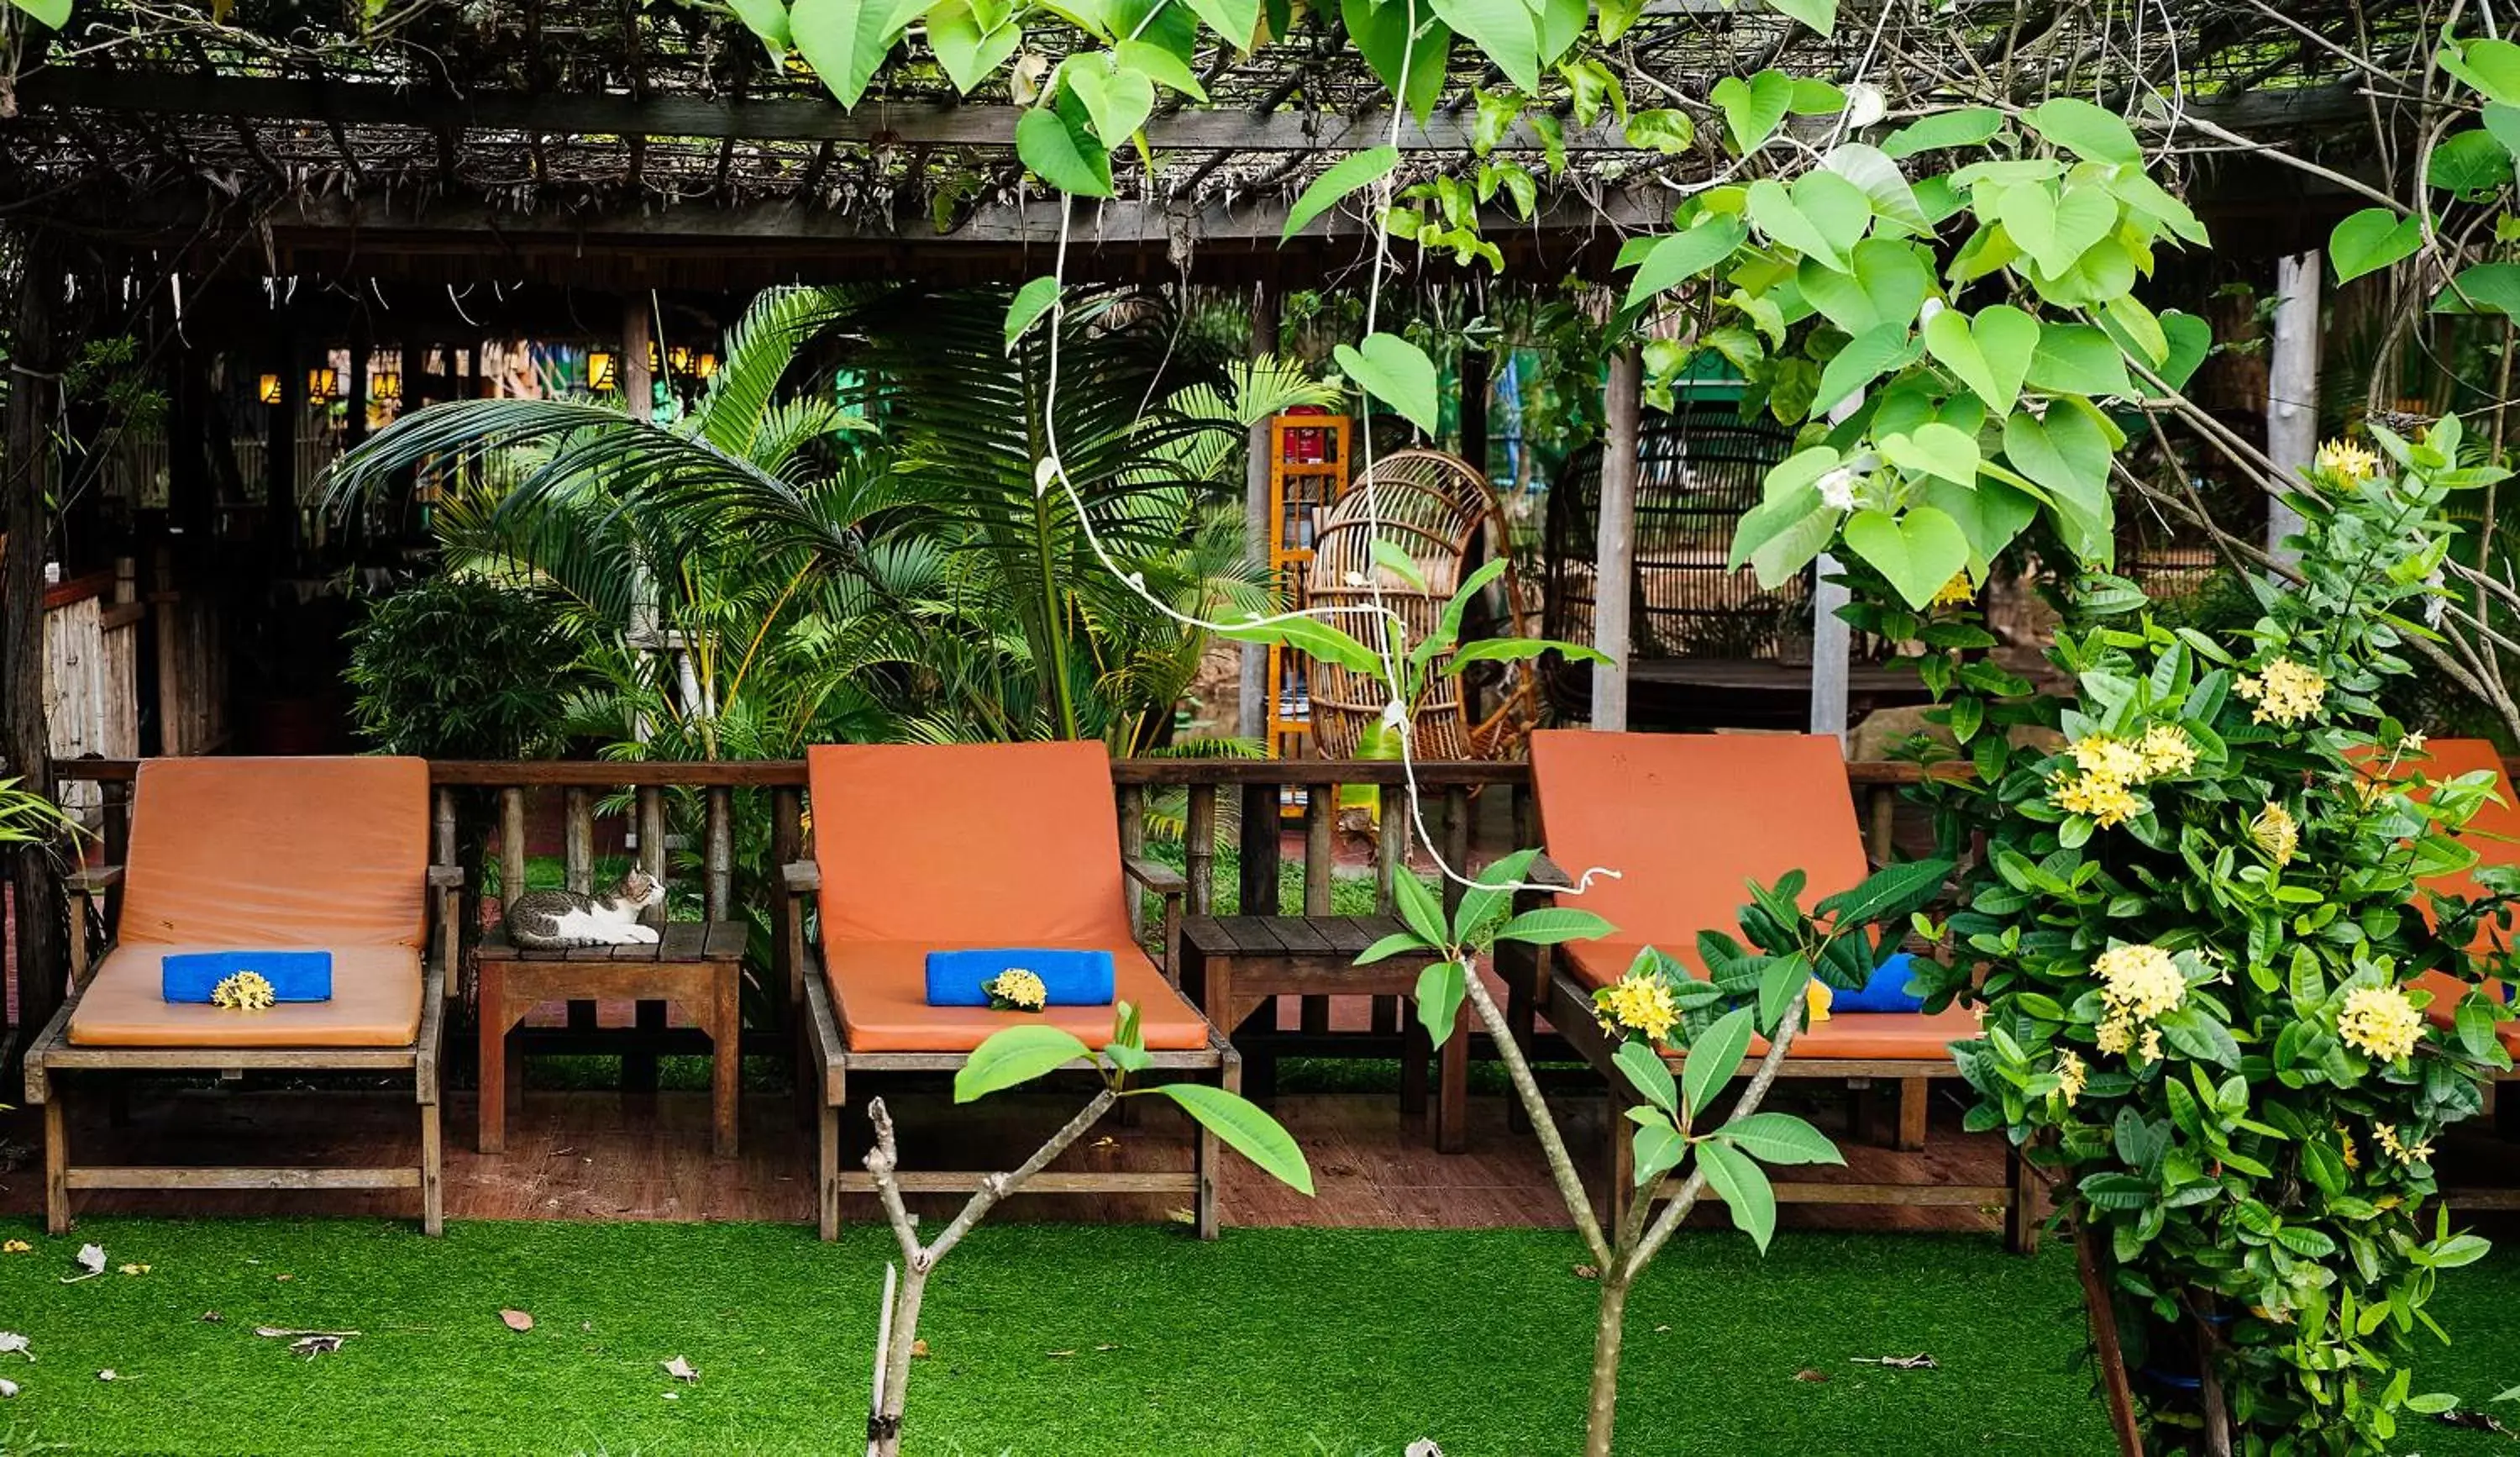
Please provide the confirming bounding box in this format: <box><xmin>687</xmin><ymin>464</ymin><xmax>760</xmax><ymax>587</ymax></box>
<box><xmin>3</xmin><ymin>1076</ymin><xmax>2034</xmax><ymax>1234</ymax></box>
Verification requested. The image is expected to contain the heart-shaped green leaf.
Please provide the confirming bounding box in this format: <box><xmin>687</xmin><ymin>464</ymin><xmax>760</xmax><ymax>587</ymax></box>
<box><xmin>2002</xmin><ymin>407</ymin><xmax>2113</xmax><ymax>560</ymax></box>
<box><xmin>1341</xmin><ymin>0</ymin><xmax>1448</xmax><ymax>121</ymax></box>
<box><xmin>2434</xmin><ymin>261</ymin><xmax>2520</xmax><ymax>315</ymax></box>
<box><xmin>927</xmin><ymin>2</ymin><xmax>1022</xmax><ymax>92</ymax></box>
<box><xmin>1882</xmin><ymin>107</ymin><xmax>2005</xmax><ymax>160</ymax></box>
<box><xmin>1622</xmin><ymin>216</ymin><xmax>1749</xmax><ymax>308</ymax></box>
<box><xmin>728</xmin><ymin>0</ymin><xmax>795</xmax><ymax>59</ymax></box>
<box><xmin>1005</xmin><ymin>276</ymin><xmax>1060</xmax><ymax>351</ymax></box>
<box><xmin>1879</xmin><ymin>422</ymin><xmax>1981</xmax><ymax>487</ymax></box>
<box><xmin>1429</xmin><ymin>0</ymin><xmax>1541</xmax><ymax>93</ymax></box>
<box><xmin>1746</xmin><ymin>179</ymin><xmax>1840</xmax><ymax>271</ymax></box>
<box><xmin>2328</xmin><ymin>206</ymin><xmax>2423</xmax><ymax>284</ymax></box>
<box><xmin>1284</xmin><ymin>145</ymin><xmax>1400</xmax><ymax>241</ymax></box>
<box><xmin>1181</xmin><ymin>0</ymin><xmax>1263</xmax><ymax>49</ymax></box>
<box><xmin>1799</xmin><ymin>236</ymin><xmax>1932</xmax><ymax>334</ymax></box>
<box><xmin>1790</xmin><ymin>169</ymin><xmax>1874</xmax><ymax>272</ymax></box>
<box><xmin>1336</xmin><ymin>331</ymin><xmax>1441</xmax><ymax>434</ymax></box>
<box><xmin>2028</xmin><ymin>323</ymin><xmax>2134</xmax><ymax>397</ymax></box>
<box><xmin>1766</xmin><ymin>0</ymin><xmax>1835</xmax><ymax>35</ymax></box>
<box><xmin>1712</xmin><ymin>70</ymin><xmax>1795</xmax><ymax>155</ymax></box>
<box><xmin>2024</xmin><ymin>97</ymin><xmax>2141</xmax><ymax>166</ymax></box>
<box><xmin>1844</xmin><ymin>506</ymin><xmax>1971</xmax><ymax>608</ymax></box>
<box><xmin>792</xmin><ymin>0</ymin><xmax>900</xmax><ymax>108</ymax></box>
<box><xmin>2152</xmin><ymin>311</ymin><xmax>2213</xmax><ymax>393</ymax></box>
<box><xmin>1813</xmin><ymin>323</ymin><xmax>1918</xmax><ymax>415</ymax></box>
<box><xmin>1923</xmin><ymin>476</ymin><xmax>2036</xmax><ymax>576</ymax></box>
<box><xmin>1016</xmin><ymin>103</ymin><xmax>1115</xmax><ymax>196</ymax></box>
<box><xmin>2445</xmin><ymin>35</ymin><xmax>2520</xmax><ymax>107</ymax></box>
<box><xmin>2002</xmin><ymin>181</ymin><xmax>2115</xmax><ymax>278</ymax></box>
<box><xmin>1924</xmin><ymin>303</ymin><xmax>2037</xmax><ymax>412</ymax></box>
<box><xmin>1063</xmin><ymin>53</ymin><xmax>1155</xmax><ymax>150</ymax></box>
<box><xmin>1821</xmin><ymin>143</ymin><xmax>1926</xmax><ymax>234</ymax></box>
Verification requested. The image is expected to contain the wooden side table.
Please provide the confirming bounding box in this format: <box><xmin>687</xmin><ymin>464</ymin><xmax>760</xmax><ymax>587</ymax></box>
<box><xmin>1180</xmin><ymin>913</ymin><xmax>1470</xmax><ymax>1153</ymax></box>
<box><xmin>475</xmin><ymin>921</ymin><xmax>748</xmax><ymax>1156</ymax></box>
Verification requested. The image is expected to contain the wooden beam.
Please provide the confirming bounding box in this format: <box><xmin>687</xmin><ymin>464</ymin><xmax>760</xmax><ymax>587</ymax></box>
<box><xmin>9</xmin><ymin>70</ymin><xmax>2366</xmax><ymax>151</ymax></box>
<box><xmin>1238</xmin><ymin>281</ymin><xmax>1278</xmax><ymax>745</ymax></box>
<box><xmin>3</xmin><ymin>234</ymin><xmax>66</xmax><ymax>1045</ymax></box>
<box><xmin>1591</xmin><ymin>348</ymin><xmax>1641</xmax><ymax>732</ymax></box>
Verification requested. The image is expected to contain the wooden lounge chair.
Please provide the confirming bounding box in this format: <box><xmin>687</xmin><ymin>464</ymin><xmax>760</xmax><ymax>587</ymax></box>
<box><xmin>1508</xmin><ymin>729</ymin><xmax>2034</xmax><ymax>1250</ymax></box>
<box><xmin>24</xmin><ymin>756</ymin><xmax>457</xmax><ymax>1234</ymax></box>
<box><xmin>785</xmin><ymin>741</ymin><xmax>1238</xmax><ymax>1241</ymax></box>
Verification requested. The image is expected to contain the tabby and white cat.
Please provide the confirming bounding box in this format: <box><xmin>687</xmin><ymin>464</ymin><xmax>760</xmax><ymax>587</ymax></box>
<box><xmin>505</xmin><ymin>869</ymin><xmax>667</xmax><ymax>949</ymax></box>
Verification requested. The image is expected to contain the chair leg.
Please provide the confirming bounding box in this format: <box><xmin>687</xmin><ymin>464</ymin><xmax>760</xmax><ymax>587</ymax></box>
<box><xmin>1196</xmin><ymin>1051</ymin><xmax>1237</xmax><ymax>1242</ymax></box>
<box><xmin>1436</xmin><ymin>1017</ymin><xmax>1469</xmax><ymax>1155</ymax></box>
<box><xmin>419</xmin><ymin>1097</ymin><xmax>445</xmax><ymax>1237</ymax></box>
<box><xmin>817</xmin><ymin>1095</ymin><xmax>842</xmax><ymax>1243</ymax></box>
<box><xmin>710</xmin><ymin>972</ymin><xmax>740</xmax><ymax>1159</ymax></box>
<box><xmin>42</xmin><ymin>1096</ymin><xmax>71</xmax><ymax>1236</ymax></box>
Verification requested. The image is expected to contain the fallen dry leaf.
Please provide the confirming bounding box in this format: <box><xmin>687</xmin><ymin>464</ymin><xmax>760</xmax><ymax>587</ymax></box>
<box><xmin>1653</xmin><ymin>1324</ymin><xmax>1671</xmax><ymax>1333</ymax></box>
<box><xmin>96</xmin><ymin>1370</ymin><xmax>117</xmax><ymax>1382</ymax></box>
<box><xmin>500</xmin><ymin>1309</ymin><xmax>533</xmax><ymax>1333</ymax></box>
<box><xmin>1404</xmin><ymin>1442</ymin><xmax>1445</xmax><ymax>1457</ymax></box>
<box><xmin>661</xmin><ymin>1356</ymin><xmax>699</xmax><ymax>1383</ymax></box>
<box><xmin>1093</xmin><ymin>1344</ymin><xmax>1118</xmax><ymax>1352</ymax></box>
<box><xmin>0</xmin><ymin>1377</ymin><xmax>18</xmax><ymax>1398</ymax></box>
<box><xmin>1047</xmin><ymin>1349</ymin><xmax>1076</xmax><ymax>1359</ymax></box>
<box><xmin>0</xmin><ymin>1333</ymin><xmax>30</xmax><ymax>1362</ymax></box>
<box><xmin>117</xmin><ymin>1264</ymin><xmax>150</xmax><ymax>1276</ymax></box>
<box><xmin>1794</xmin><ymin>1368</ymin><xmax>1830</xmax><ymax>1384</ymax></box>
<box><xmin>909</xmin><ymin>1340</ymin><xmax>929</xmax><ymax>1359</ymax></box>
<box><xmin>1851</xmin><ymin>1353</ymin><xmax>1939</xmax><ymax>1370</ymax></box>
<box><xmin>291</xmin><ymin>1336</ymin><xmax>345</xmax><ymax>1360</ymax></box>
<box><xmin>2</xmin><ymin>1240</ymin><xmax>29</xmax><ymax>1254</ymax></box>
<box><xmin>253</xmin><ymin>1328</ymin><xmax>360</xmax><ymax>1341</ymax></box>
<box><xmin>274</xmin><ymin>1274</ymin><xmax>294</xmax><ymax>1283</ymax></box>
<box><xmin>662</xmin><ymin>1391</ymin><xmax>680</xmax><ymax>1401</ymax></box>
<box><xmin>1572</xmin><ymin>1264</ymin><xmax>1599</xmax><ymax>1281</ymax></box>
<box><xmin>74</xmin><ymin>1244</ymin><xmax>104</xmax><ymax>1275</ymax></box>
<box><xmin>199</xmin><ymin>1312</ymin><xmax>223</xmax><ymax>1324</ymax></box>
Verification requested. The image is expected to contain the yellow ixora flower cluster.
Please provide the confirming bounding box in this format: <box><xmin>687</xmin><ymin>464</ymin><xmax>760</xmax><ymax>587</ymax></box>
<box><xmin>2337</xmin><ymin>984</ymin><xmax>2424</xmax><ymax>1063</ymax></box>
<box><xmin>210</xmin><ymin>971</ymin><xmax>276</xmax><ymax>1012</ymax></box>
<box><xmin>2048</xmin><ymin>725</ymin><xmax>2197</xmax><ymax>829</ymax></box>
<box><xmin>2052</xmin><ymin>1049</ymin><xmax>2088</xmax><ymax>1107</ymax></box>
<box><xmin>2316</xmin><ymin>438</ymin><xmax>2385</xmax><ymax>484</ymax></box>
<box><xmin>2235</xmin><ymin>659</ymin><xmax>2328</xmax><ymax>727</ymax></box>
<box><xmin>1596</xmin><ymin>967</ymin><xmax>1680</xmax><ymax>1046</ymax></box>
<box><xmin>2374</xmin><ymin>1122</ymin><xmax>2436</xmax><ymax>1165</ymax></box>
<box><xmin>1930</xmin><ymin>573</ymin><xmax>1977</xmax><ymax>608</ymax></box>
<box><xmin>984</xmin><ymin>968</ymin><xmax>1049</xmax><ymax>1013</ymax></box>
<box><xmin>2250</xmin><ymin>801</ymin><xmax>2300</xmax><ymax>867</ymax></box>
<box><xmin>2092</xmin><ymin>944</ymin><xmax>2186</xmax><ymax>1061</ymax></box>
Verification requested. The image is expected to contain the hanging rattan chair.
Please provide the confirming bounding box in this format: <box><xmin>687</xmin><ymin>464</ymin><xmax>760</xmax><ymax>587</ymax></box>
<box><xmin>1303</xmin><ymin>448</ymin><xmax>1540</xmax><ymax>762</ymax></box>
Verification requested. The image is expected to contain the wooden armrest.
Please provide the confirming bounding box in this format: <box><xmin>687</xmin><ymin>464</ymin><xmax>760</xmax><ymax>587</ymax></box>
<box><xmin>427</xmin><ymin>865</ymin><xmax>465</xmax><ymax>889</ymax></box>
<box><xmin>784</xmin><ymin>860</ymin><xmax>822</xmax><ymax>893</ymax></box>
<box><xmin>65</xmin><ymin>865</ymin><xmax>123</xmax><ymax>895</ymax></box>
<box><xmin>1123</xmin><ymin>856</ymin><xmax>1187</xmax><ymax>896</ymax></box>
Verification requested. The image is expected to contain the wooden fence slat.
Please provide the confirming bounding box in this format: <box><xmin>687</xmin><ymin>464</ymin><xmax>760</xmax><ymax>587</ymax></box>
<box><xmin>1185</xmin><ymin>783</ymin><xmax>1217</xmax><ymax>917</ymax></box>
<box><xmin>564</xmin><ymin>786</ymin><xmax>594</xmax><ymax>894</ymax></box>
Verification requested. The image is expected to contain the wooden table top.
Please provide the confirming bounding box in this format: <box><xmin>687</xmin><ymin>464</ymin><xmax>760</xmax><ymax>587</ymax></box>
<box><xmin>477</xmin><ymin>920</ymin><xmax>748</xmax><ymax>964</ymax></box>
<box><xmin>1184</xmin><ymin>914</ymin><xmax>1413</xmax><ymax>960</ymax></box>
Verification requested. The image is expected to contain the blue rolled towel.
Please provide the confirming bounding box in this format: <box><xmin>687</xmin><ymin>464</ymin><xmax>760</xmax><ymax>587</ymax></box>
<box><xmin>162</xmin><ymin>949</ymin><xmax>334</xmax><ymax>1004</ymax></box>
<box><xmin>1831</xmin><ymin>953</ymin><xmax>1926</xmax><ymax>1013</ymax></box>
<box><xmin>924</xmin><ymin>949</ymin><xmax>1115</xmax><ymax>1007</ymax></box>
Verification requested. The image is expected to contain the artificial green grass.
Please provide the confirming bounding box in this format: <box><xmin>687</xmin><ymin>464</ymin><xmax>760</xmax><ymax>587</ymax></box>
<box><xmin>8</xmin><ymin>1217</ymin><xmax>2520</xmax><ymax>1454</ymax></box>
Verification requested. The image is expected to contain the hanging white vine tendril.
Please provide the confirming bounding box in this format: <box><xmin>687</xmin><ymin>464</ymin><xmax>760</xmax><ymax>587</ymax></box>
<box><xmin>1032</xmin><ymin>3</ymin><xmax>1620</xmax><ymax>904</ymax></box>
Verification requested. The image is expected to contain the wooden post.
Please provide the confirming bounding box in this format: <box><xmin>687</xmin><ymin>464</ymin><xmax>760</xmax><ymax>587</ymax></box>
<box><xmin>267</xmin><ymin>317</ymin><xmax>302</xmax><ymax>560</ymax></box>
<box><xmin>1459</xmin><ymin>345</ymin><xmax>1490</xmax><ymax>486</ymax></box>
<box><xmin>1591</xmin><ymin>348</ymin><xmax>1641</xmax><ymax>731</ymax></box>
<box><xmin>4</xmin><ymin>236</ymin><xmax>66</xmax><ymax>1042</ymax></box>
<box><xmin>1237</xmin><ymin>281</ymin><xmax>1278</xmax><ymax>745</ymax></box>
<box><xmin>623</xmin><ymin>299</ymin><xmax>654</xmax><ymax>425</ymax></box>
<box><xmin>346</xmin><ymin>327</ymin><xmax>372</xmax><ymax>451</ymax></box>
<box><xmin>2266</xmin><ymin>250</ymin><xmax>2320</xmax><ymax>564</ymax></box>
<box><xmin>1809</xmin><ymin>554</ymin><xmax>1851</xmax><ymax>744</ymax></box>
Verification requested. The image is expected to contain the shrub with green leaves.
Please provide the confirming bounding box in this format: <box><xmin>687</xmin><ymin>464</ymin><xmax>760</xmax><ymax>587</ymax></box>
<box><xmin>1908</xmin><ymin>420</ymin><xmax>2517</xmax><ymax>1452</ymax></box>
<box><xmin>345</xmin><ymin>572</ymin><xmax>590</xmax><ymax>760</ymax></box>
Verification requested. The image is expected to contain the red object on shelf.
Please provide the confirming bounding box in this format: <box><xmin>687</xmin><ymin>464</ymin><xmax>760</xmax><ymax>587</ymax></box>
<box><xmin>1283</xmin><ymin>404</ymin><xmax>1331</xmax><ymax>465</ymax></box>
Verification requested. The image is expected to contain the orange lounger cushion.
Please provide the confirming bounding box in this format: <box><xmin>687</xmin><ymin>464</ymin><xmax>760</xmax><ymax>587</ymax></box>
<box><xmin>69</xmin><ymin>943</ymin><xmax>423</xmax><ymax>1049</ymax></box>
<box><xmin>1560</xmin><ymin>939</ymin><xmax>1977</xmax><ymax>1061</ymax></box>
<box><xmin>805</xmin><ymin>740</ymin><xmax>1215</xmax><ymax>1055</ymax></box>
<box><xmin>827</xmin><ymin>941</ymin><xmax>1210</xmax><ymax>1053</ymax></box>
<box><xmin>116</xmin><ymin>756</ymin><xmax>432</xmax><ymax>949</ymax></box>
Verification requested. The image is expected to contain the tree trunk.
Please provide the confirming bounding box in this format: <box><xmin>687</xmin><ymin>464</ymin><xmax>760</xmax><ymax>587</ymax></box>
<box><xmin>1583</xmin><ymin>1272</ymin><xmax>1631</xmax><ymax>1457</ymax></box>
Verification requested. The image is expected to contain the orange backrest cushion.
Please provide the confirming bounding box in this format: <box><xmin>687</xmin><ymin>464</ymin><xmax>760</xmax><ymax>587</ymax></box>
<box><xmin>807</xmin><ymin>741</ymin><xmax>1133</xmax><ymax>945</ymax></box>
<box><xmin>1528</xmin><ymin>730</ymin><xmax>1871</xmax><ymax>965</ymax></box>
<box><xmin>116</xmin><ymin>756</ymin><xmax>431</xmax><ymax>948</ymax></box>
<box><xmin>2397</xmin><ymin>739</ymin><xmax>2520</xmax><ymax>906</ymax></box>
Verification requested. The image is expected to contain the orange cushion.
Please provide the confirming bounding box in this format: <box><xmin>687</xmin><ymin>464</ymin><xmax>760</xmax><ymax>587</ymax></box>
<box><xmin>117</xmin><ymin>757</ymin><xmax>431</xmax><ymax>949</ymax></box>
<box><xmin>1530</xmin><ymin>730</ymin><xmax>1872</xmax><ymax>964</ymax></box>
<box><xmin>69</xmin><ymin>943</ymin><xmax>423</xmax><ymax>1048</ymax></box>
<box><xmin>827</xmin><ymin>940</ymin><xmax>1210</xmax><ymax>1053</ymax></box>
<box><xmin>806</xmin><ymin>741</ymin><xmax>1212</xmax><ymax>1054</ymax></box>
<box><xmin>1560</xmin><ymin>939</ymin><xmax>1974</xmax><ymax>1061</ymax></box>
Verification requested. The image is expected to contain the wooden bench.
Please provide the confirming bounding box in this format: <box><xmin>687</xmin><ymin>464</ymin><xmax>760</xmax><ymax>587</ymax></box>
<box><xmin>475</xmin><ymin>920</ymin><xmax>749</xmax><ymax>1156</ymax></box>
<box><xmin>1180</xmin><ymin>914</ymin><xmax>1470</xmax><ymax>1153</ymax></box>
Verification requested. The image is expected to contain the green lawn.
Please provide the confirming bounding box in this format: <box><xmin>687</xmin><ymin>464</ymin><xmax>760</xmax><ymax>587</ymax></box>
<box><xmin>5</xmin><ymin>1217</ymin><xmax>2514</xmax><ymax>1455</ymax></box>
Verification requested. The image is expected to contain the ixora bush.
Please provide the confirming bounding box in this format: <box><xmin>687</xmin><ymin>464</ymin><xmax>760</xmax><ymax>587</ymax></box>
<box><xmin>1891</xmin><ymin>423</ymin><xmax>2520</xmax><ymax>1453</ymax></box>
<box><xmin>854</xmin><ymin>1006</ymin><xmax>1311</xmax><ymax>1457</ymax></box>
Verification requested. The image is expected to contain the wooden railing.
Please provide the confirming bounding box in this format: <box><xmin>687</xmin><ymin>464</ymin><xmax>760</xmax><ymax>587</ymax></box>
<box><xmin>47</xmin><ymin>755</ymin><xmax>1934</xmax><ymax>1051</ymax></box>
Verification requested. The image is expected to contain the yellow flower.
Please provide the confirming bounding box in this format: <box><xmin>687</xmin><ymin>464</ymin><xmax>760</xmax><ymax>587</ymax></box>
<box><xmin>2339</xmin><ymin>1126</ymin><xmax>2360</xmax><ymax>1171</ymax></box>
<box><xmin>117</xmin><ymin>1263</ymin><xmax>150</xmax><ymax>1276</ymax></box>
<box><xmin>2096</xmin><ymin>944</ymin><xmax>2187</xmax><ymax>1022</ymax></box>
<box><xmin>211</xmin><ymin>971</ymin><xmax>276</xmax><ymax>1012</ymax></box>
<box><xmin>2338</xmin><ymin>984</ymin><xmax>2424</xmax><ymax>1062</ymax></box>
<box><xmin>2234</xmin><ymin>659</ymin><xmax>2328</xmax><ymax>727</ymax></box>
<box><xmin>2139</xmin><ymin>1026</ymin><xmax>2163</xmax><ymax>1062</ymax></box>
<box><xmin>1804</xmin><ymin>979</ymin><xmax>1833</xmax><ymax>1025</ymax></box>
<box><xmin>2052</xmin><ymin>772</ymin><xmax>2144</xmax><ymax>828</ymax></box>
<box><xmin>2250</xmin><ymin>802</ymin><xmax>2299</xmax><ymax>867</ymax></box>
<box><xmin>986</xmin><ymin>969</ymin><xmax>1049</xmax><ymax>1013</ymax></box>
<box><xmin>2374</xmin><ymin>1122</ymin><xmax>2435</xmax><ymax>1165</ymax></box>
<box><xmin>2139</xmin><ymin>724</ymin><xmax>2199</xmax><ymax>779</ymax></box>
<box><xmin>1597</xmin><ymin>969</ymin><xmax>1680</xmax><ymax>1045</ymax></box>
<box><xmin>2316</xmin><ymin>438</ymin><xmax>2383</xmax><ymax>484</ymax></box>
<box><xmin>2054</xmin><ymin>1049</ymin><xmax>2087</xmax><ymax>1106</ymax></box>
<box><xmin>2069</xmin><ymin>734</ymin><xmax>2151</xmax><ymax>784</ymax></box>
<box><xmin>1930</xmin><ymin>573</ymin><xmax>1977</xmax><ymax>608</ymax></box>
<box><xmin>2096</xmin><ymin>1014</ymin><xmax>2133</xmax><ymax>1055</ymax></box>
